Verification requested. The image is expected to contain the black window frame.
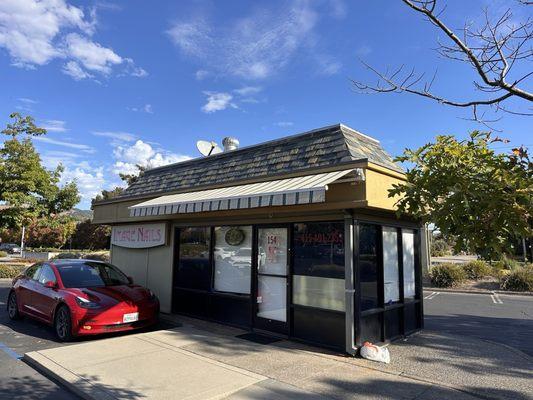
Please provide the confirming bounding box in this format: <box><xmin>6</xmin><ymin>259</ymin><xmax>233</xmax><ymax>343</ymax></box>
<box><xmin>354</xmin><ymin>220</ymin><xmax>423</xmax><ymax>346</ymax></box>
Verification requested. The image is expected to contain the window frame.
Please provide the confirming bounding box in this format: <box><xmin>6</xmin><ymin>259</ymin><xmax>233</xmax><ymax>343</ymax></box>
<box><xmin>354</xmin><ymin>219</ymin><xmax>422</xmax><ymax>346</ymax></box>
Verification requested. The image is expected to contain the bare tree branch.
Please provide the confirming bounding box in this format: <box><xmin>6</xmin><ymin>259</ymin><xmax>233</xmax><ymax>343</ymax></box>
<box><xmin>352</xmin><ymin>0</ymin><xmax>533</xmax><ymax>124</ymax></box>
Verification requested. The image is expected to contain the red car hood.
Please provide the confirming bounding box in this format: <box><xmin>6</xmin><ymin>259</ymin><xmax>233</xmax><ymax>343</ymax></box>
<box><xmin>70</xmin><ymin>285</ymin><xmax>150</xmax><ymax>306</ymax></box>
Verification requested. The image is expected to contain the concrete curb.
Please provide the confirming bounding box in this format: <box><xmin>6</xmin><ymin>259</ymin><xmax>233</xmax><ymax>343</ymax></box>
<box><xmin>423</xmin><ymin>287</ymin><xmax>533</xmax><ymax>296</ymax></box>
<box><xmin>24</xmin><ymin>351</ymin><xmax>115</xmax><ymax>400</ymax></box>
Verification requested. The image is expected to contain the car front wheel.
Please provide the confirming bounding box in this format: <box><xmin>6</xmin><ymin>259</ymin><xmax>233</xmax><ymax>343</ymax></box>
<box><xmin>7</xmin><ymin>291</ymin><xmax>21</xmax><ymax>320</ymax></box>
<box><xmin>54</xmin><ymin>305</ymin><xmax>73</xmax><ymax>342</ymax></box>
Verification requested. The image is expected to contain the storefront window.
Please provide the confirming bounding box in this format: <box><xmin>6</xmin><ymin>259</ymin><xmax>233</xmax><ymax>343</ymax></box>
<box><xmin>359</xmin><ymin>224</ymin><xmax>379</xmax><ymax>310</ymax></box>
<box><xmin>292</xmin><ymin>222</ymin><xmax>345</xmax><ymax>311</ymax></box>
<box><xmin>176</xmin><ymin>227</ymin><xmax>211</xmax><ymax>290</ymax></box>
<box><xmin>402</xmin><ymin>230</ymin><xmax>416</xmax><ymax>298</ymax></box>
<box><xmin>382</xmin><ymin>227</ymin><xmax>400</xmax><ymax>304</ymax></box>
<box><xmin>213</xmin><ymin>226</ymin><xmax>252</xmax><ymax>294</ymax></box>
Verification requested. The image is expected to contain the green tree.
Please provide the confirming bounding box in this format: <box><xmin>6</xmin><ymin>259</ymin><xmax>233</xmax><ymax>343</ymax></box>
<box><xmin>25</xmin><ymin>216</ymin><xmax>77</xmax><ymax>249</ymax></box>
<box><xmin>0</xmin><ymin>113</ymin><xmax>80</xmax><ymax>228</ymax></box>
<box><xmin>390</xmin><ymin>131</ymin><xmax>532</xmax><ymax>260</ymax></box>
<box><xmin>70</xmin><ymin>218</ymin><xmax>111</xmax><ymax>250</ymax></box>
<box><xmin>92</xmin><ymin>164</ymin><xmax>146</xmax><ymax>204</ymax></box>
<box><xmin>92</xmin><ymin>187</ymin><xmax>124</xmax><ymax>203</ymax></box>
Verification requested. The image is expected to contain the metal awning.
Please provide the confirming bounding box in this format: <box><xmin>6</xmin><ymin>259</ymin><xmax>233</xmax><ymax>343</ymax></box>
<box><xmin>129</xmin><ymin>169</ymin><xmax>355</xmax><ymax>217</ymax></box>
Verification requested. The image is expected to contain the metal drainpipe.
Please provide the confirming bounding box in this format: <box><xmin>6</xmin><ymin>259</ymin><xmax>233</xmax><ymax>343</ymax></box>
<box><xmin>344</xmin><ymin>212</ymin><xmax>357</xmax><ymax>355</ymax></box>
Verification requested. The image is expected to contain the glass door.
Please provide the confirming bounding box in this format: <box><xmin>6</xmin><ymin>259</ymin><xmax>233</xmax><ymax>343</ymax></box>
<box><xmin>254</xmin><ymin>226</ymin><xmax>289</xmax><ymax>335</ymax></box>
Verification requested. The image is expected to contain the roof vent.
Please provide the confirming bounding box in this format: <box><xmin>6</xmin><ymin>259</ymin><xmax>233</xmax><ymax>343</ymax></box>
<box><xmin>222</xmin><ymin>137</ymin><xmax>239</xmax><ymax>152</ymax></box>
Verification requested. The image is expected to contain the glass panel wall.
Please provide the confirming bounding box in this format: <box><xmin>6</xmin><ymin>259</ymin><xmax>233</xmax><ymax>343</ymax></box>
<box><xmin>176</xmin><ymin>227</ymin><xmax>211</xmax><ymax>290</ymax></box>
<box><xmin>213</xmin><ymin>226</ymin><xmax>252</xmax><ymax>294</ymax></box>
<box><xmin>293</xmin><ymin>222</ymin><xmax>345</xmax><ymax>311</ymax></box>
<box><xmin>402</xmin><ymin>229</ymin><xmax>416</xmax><ymax>299</ymax></box>
<box><xmin>359</xmin><ymin>224</ymin><xmax>379</xmax><ymax>310</ymax></box>
<box><xmin>382</xmin><ymin>227</ymin><xmax>400</xmax><ymax>304</ymax></box>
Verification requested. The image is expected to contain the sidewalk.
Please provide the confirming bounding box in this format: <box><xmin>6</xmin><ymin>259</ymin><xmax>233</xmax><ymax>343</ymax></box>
<box><xmin>25</xmin><ymin>315</ymin><xmax>533</xmax><ymax>400</ymax></box>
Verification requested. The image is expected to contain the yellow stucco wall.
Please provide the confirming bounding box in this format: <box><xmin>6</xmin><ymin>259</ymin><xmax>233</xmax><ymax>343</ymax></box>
<box><xmin>364</xmin><ymin>168</ymin><xmax>404</xmax><ymax>211</ymax></box>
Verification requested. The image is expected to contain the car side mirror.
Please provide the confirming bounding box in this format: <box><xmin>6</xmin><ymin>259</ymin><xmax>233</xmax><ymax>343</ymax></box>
<box><xmin>127</xmin><ymin>276</ymin><xmax>133</xmax><ymax>284</ymax></box>
<box><xmin>44</xmin><ymin>281</ymin><xmax>57</xmax><ymax>289</ymax></box>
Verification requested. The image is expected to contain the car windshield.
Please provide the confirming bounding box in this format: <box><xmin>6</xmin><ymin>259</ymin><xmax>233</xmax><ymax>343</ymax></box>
<box><xmin>56</xmin><ymin>262</ymin><xmax>130</xmax><ymax>288</ymax></box>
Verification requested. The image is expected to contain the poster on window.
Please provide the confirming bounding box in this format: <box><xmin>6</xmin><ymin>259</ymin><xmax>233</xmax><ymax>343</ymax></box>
<box><xmin>258</xmin><ymin>228</ymin><xmax>288</xmax><ymax>275</ymax></box>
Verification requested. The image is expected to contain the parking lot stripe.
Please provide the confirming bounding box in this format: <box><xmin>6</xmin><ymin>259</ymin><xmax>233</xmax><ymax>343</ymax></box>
<box><xmin>424</xmin><ymin>292</ymin><xmax>440</xmax><ymax>300</ymax></box>
<box><xmin>0</xmin><ymin>341</ymin><xmax>22</xmax><ymax>360</ymax></box>
<box><xmin>493</xmin><ymin>293</ymin><xmax>503</xmax><ymax>304</ymax></box>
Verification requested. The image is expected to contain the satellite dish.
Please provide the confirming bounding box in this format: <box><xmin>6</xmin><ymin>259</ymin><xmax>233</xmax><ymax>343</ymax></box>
<box><xmin>197</xmin><ymin>140</ymin><xmax>223</xmax><ymax>157</ymax></box>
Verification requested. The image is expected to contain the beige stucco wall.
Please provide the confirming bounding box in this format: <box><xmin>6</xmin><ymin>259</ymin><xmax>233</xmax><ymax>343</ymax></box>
<box><xmin>364</xmin><ymin>168</ymin><xmax>404</xmax><ymax>210</ymax></box>
<box><xmin>111</xmin><ymin>227</ymin><xmax>174</xmax><ymax>313</ymax></box>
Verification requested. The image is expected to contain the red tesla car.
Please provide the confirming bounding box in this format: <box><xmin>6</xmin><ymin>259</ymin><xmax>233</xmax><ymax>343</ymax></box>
<box><xmin>7</xmin><ymin>259</ymin><xmax>159</xmax><ymax>341</ymax></box>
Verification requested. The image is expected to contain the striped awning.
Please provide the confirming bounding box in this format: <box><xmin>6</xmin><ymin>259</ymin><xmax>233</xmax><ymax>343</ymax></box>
<box><xmin>129</xmin><ymin>169</ymin><xmax>354</xmax><ymax>217</ymax></box>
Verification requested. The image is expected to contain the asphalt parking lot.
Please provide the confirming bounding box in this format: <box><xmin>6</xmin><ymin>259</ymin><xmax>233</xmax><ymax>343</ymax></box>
<box><xmin>424</xmin><ymin>290</ymin><xmax>533</xmax><ymax>356</ymax></box>
<box><xmin>0</xmin><ymin>279</ymin><xmax>178</xmax><ymax>399</ymax></box>
<box><xmin>0</xmin><ymin>279</ymin><xmax>531</xmax><ymax>399</ymax></box>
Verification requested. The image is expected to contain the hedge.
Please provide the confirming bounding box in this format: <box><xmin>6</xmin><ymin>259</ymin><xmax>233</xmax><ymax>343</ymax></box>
<box><xmin>462</xmin><ymin>260</ymin><xmax>491</xmax><ymax>280</ymax></box>
<box><xmin>429</xmin><ymin>263</ymin><xmax>466</xmax><ymax>288</ymax></box>
<box><xmin>0</xmin><ymin>264</ymin><xmax>23</xmax><ymax>279</ymax></box>
<box><xmin>500</xmin><ymin>265</ymin><xmax>533</xmax><ymax>292</ymax></box>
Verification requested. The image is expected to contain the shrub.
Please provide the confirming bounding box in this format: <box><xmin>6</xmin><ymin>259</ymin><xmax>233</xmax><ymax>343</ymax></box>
<box><xmin>82</xmin><ymin>252</ymin><xmax>110</xmax><ymax>262</ymax></box>
<box><xmin>500</xmin><ymin>265</ymin><xmax>533</xmax><ymax>292</ymax></box>
<box><xmin>53</xmin><ymin>252</ymin><xmax>82</xmax><ymax>259</ymax></box>
<box><xmin>0</xmin><ymin>264</ymin><xmax>22</xmax><ymax>279</ymax></box>
<box><xmin>462</xmin><ymin>260</ymin><xmax>491</xmax><ymax>280</ymax></box>
<box><xmin>492</xmin><ymin>255</ymin><xmax>520</xmax><ymax>271</ymax></box>
<box><xmin>0</xmin><ymin>251</ymin><xmax>8</xmax><ymax>258</ymax></box>
<box><xmin>70</xmin><ymin>219</ymin><xmax>111</xmax><ymax>250</ymax></box>
<box><xmin>429</xmin><ymin>263</ymin><xmax>466</xmax><ymax>287</ymax></box>
<box><xmin>431</xmin><ymin>239</ymin><xmax>451</xmax><ymax>257</ymax></box>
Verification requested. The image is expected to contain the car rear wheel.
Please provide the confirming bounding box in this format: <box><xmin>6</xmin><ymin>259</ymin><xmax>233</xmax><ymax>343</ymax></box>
<box><xmin>7</xmin><ymin>291</ymin><xmax>21</xmax><ymax>320</ymax></box>
<box><xmin>55</xmin><ymin>305</ymin><xmax>73</xmax><ymax>342</ymax></box>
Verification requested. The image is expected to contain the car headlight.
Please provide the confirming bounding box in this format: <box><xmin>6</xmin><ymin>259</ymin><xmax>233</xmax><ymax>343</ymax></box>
<box><xmin>75</xmin><ymin>296</ymin><xmax>101</xmax><ymax>309</ymax></box>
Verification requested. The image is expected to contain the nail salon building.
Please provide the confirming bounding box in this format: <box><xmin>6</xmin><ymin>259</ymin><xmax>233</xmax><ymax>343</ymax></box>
<box><xmin>92</xmin><ymin>124</ymin><xmax>427</xmax><ymax>354</ymax></box>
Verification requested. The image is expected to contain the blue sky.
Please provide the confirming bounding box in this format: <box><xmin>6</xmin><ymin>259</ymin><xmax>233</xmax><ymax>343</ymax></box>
<box><xmin>1</xmin><ymin>0</ymin><xmax>531</xmax><ymax>209</ymax></box>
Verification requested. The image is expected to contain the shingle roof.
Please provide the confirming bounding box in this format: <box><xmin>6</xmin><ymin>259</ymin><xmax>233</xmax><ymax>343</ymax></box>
<box><xmin>118</xmin><ymin>124</ymin><xmax>402</xmax><ymax>200</ymax></box>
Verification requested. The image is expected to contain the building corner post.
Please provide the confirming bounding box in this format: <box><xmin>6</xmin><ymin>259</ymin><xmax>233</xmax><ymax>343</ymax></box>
<box><xmin>344</xmin><ymin>212</ymin><xmax>356</xmax><ymax>355</ymax></box>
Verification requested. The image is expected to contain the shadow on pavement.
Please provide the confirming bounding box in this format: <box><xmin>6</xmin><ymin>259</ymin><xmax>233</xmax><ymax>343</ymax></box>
<box><xmin>0</xmin><ymin>373</ymin><xmax>145</xmax><ymax>400</ymax></box>
<box><xmin>425</xmin><ymin>313</ymin><xmax>533</xmax><ymax>356</ymax></box>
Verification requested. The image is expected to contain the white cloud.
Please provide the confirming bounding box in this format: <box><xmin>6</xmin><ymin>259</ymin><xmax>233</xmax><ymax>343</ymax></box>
<box><xmin>62</xmin><ymin>60</ymin><xmax>93</xmax><ymax>80</ymax></box>
<box><xmin>195</xmin><ymin>69</ymin><xmax>209</xmax><ymax>80</ymax></box>
<box><xmin>112</xmin><ymin>139</ymin><xmax>191</xmax><ymax>176</ymax></box>
<box><xmin>318</xmin><ymin>59</ymin><xmax>342</xmax><ymax>75</ymax></box>
<box><xmin>17</xmin><ymin>97</ymin><xmax>37</xmax><ymax>104</ymax></box>
<box><xmin>128</xmin><ymin>104</ymin><xmax>153</xmax><ymax>114</ymax></box>
<box><xmin>355</xmin><ymin>45</ymin><xmax>372</xmax><ymax>57</ymax></box>
<box><xmin>41</xmin><ymin>119</ymin><xmax>67</xmax><ymax>132</ymax></box>
<box><xmin>60</xmin><ymin>165</ymin><xmax>106</xmax><ymax>203</ymax></box>
<box><xmin>33</xmin><ymin>136</ymin><xmax>94</xmax><ymax>152</ymax></box>
<box><xmin>64</xmin><ymin>33</ymin><xmax>121</xmax><ymax>74</ymax></box>
<box><xmin>234</xmin><ymin>86</ymin><xmax>262</xmax><ymax>96</ymax></box>
<box><xmin>201</xmin><ymin>91</ymin><xmax>237</xmax><ymax>113</ymax></box>
<box><xmin>167</xmin><ymin>1</ymin><xmax>323</xmax><ymax>80</ymax></box>
<box><xmin>92</xmin><ymin>131</ymin><xmax>137</xmax><ymax>142</ymax></box>
<box><xmin>0</xmin><ymin>0</ymin><xmax>146</xmax><ymax>80</ymax></box>
<box><xmin>275</xmin><ymin>121</ymin><xmax>294</xmax><ymax>128</ymax></box>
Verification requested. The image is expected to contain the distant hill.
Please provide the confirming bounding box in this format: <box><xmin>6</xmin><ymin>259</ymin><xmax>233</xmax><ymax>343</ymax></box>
<box><xmin>61</xmin><ymin>208</ymin><xmax>93</xmax><ymax>222</ymax></box>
